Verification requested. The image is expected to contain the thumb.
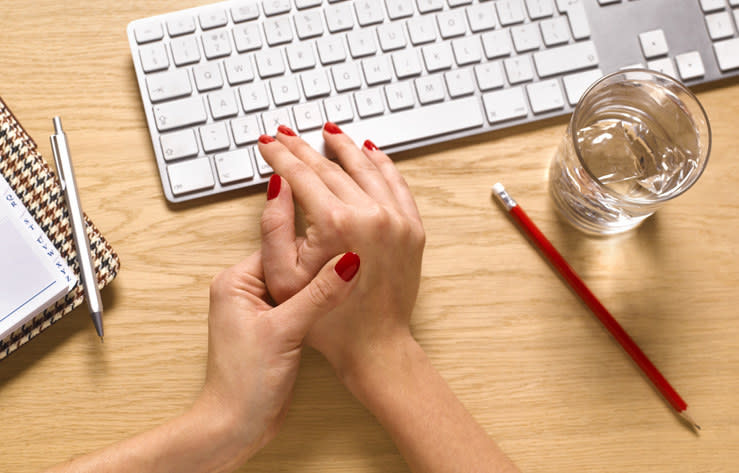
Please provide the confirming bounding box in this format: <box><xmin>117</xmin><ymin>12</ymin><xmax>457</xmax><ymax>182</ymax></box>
<box><xmin>267</xmin><ymin>252</ymin><xmax>360</xmax><ymax>344</ymax></box>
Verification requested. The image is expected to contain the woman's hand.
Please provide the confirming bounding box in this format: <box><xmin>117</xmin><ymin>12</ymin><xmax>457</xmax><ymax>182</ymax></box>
<box><xmin>197</xmin><ymin>249</ymin><xmax>360</xmax><ymax>464</ymax></box>
<box><xmin>257</xmin><ymin>124</ymin><xmax>425</xmax><ymax>378</ymax></box>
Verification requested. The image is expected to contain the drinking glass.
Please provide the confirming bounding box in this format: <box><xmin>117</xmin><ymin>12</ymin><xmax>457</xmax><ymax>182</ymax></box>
<box><xmin>549</xmin><ymin>69</ymin><xmax>711</xmax><ymax>235</ymax></box>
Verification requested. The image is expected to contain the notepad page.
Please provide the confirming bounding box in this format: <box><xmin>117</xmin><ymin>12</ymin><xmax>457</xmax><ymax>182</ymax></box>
<box><xmin>0</xmin><ymin>174</ymin><xmax>75</xmax><ymax>339</ymax></box>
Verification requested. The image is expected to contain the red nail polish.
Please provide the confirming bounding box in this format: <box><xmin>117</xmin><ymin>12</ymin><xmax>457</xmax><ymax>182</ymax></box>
<box><xmin>277</xmin><ymin>124</ymin><xmax>296</xmax><ymax>136</ymax></box>
<box><xmin>334</xmin><ymin>252</ymin><xmax>360</xmax><ymax>282</ymax></box>
<box><xmin>259</xmin><ymin>135</ymin><xmax>275</xmax><ymax>144</ymax></box>
<box><xmin>363</xmin><ymin>139</ymin><xmax>379</xmax><ymax>151</ymax></box>
<box><xmin>267</xmin><ymin>174</ymin><xmax>281</xmax><ymax>200</ymax></box>
<box><xmin>324</xmin><ymin>122</ymin><xmax>343</xmax><ymax>135</ymax></box>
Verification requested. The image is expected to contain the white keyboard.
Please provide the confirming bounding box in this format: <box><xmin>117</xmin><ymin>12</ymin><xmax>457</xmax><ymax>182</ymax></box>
<box><xmin>128</xmin><ymin>0</ymin><xmax>739</xmax><ymax>203</ymax></box>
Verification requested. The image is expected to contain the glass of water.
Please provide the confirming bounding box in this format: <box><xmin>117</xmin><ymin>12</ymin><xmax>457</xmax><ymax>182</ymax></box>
<box><xmin>549</xmin><ymin>69</ymin><xmax>711</xmax><ymax>235</ymax></box>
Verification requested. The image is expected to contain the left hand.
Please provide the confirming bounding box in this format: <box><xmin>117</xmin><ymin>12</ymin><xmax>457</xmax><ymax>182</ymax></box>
<box><xmin>194</xmin><ymin>249</ymin><xmax>360</xmax><ymax>462</ymax></box>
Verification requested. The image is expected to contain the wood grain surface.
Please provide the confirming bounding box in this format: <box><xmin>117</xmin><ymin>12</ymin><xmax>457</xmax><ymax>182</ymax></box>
<box><xmin>1</xmin><ymin>2</ymin><xmax>738</xmax><ymax>472</ymax></box>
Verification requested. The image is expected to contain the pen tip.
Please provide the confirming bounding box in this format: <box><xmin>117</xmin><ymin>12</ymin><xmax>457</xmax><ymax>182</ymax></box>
<box><xmin>99</xmin><ymin>336</ymin><xmax>104</xmax><ymax>344</ymax></box>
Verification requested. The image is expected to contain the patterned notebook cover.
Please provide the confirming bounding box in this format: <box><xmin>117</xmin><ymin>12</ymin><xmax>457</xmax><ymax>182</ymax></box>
<box><xmin>0</xmin><ymin>97</ymin><xmax>120</xmax><ymax>360</ymax></box>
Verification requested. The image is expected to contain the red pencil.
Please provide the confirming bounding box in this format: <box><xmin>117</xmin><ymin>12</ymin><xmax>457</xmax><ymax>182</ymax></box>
<box><xmin>491</xmin><ymin>183</ymin><xmax>699</xmax><ymax>431</ymax></box>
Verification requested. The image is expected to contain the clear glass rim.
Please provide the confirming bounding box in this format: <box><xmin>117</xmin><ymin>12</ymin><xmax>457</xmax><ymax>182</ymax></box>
<box><xmin>569</xmin><ymin>68</ymin><xmax>712</xmax><ymax>206</ymax></box>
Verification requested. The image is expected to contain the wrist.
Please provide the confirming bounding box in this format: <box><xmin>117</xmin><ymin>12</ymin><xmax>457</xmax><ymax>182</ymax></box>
<box><xmin>337</xmin><ymin>331</ymin><xmax>424</xmax><ymax>406</ymax></box>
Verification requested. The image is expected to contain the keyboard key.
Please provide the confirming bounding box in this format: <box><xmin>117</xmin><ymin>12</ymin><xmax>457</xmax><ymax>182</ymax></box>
<box><xmin>215</xmin><ymin>149</ymin><xmax>255</xmax><ymax>184</ymax></box>
<box><xmin>231</xmin><ymin>116</ymin><xmax>262</xmax><ymax>144</ymax></box>
<box><xmin>675</xmin><ymin>52</ymin><xmax>705</xmax><ymax>80</ymax></box>
<box><xmin>713</xmin><ymin>38</ymin><xmax>739</xmax><ymax>71</ymax></box>
<box><xmin>407</xmin><ymin>16</ymin><xmax>439</xmax><ymax>45</ymax></box>
<box><xmin>170</xmin><ymin>36</ymin><xmax>201</xmax><ymax>66</ymax></box>
<box><xmin>233</xmin><ymin>23</ymin><xmax>263</xmax><ymax>52</ymax></box>
<box><xmin>331</xmin><ymin>63</ymin><xmax>363</xmax><ymax>92</ymax></box>
<box><xmin>437</xmin><ymin>10</ymin><xmax>467</xmax><ymax>39</ymax></box>
<box><xmin>392</xmin><ymin>50</ymin><xmax>423</xmax><ymax>78</ymax></box>
<box><xmin>565</xmin><ymin>1</ymin><xmax>590</xmax><ymax>39</ymax></box>
<box><xmin>166</xmin><ymin>16</ymin><xmax>196</xmax><ymax>37</ymax></box>
<box><xmin>199</xmin><ymin>122</ymin><xmax>231</xmax><ymax>152</ymax></box>
<box><xmin>139</xmin><ymin>43</ymin><xmax>169</xmax><ymax>73</ymax></box>
<box><xmin>415</xmin><ymin>75</ymin><xmax>446</xmax><ymax>104</ymax></box>
<box><xmin>294</xmin><ymin>10</ymin><xmax>324</xmax><ymax>39</ymax></box>
<box><xmin>348</xmin><ymin>30</ymin><xmax>378</xmax><ymax>58</ymax></box>
<box><xmin>134</xmin><ymin>21</ymin><xmax>163</xmax><ymax>44</ymax></box>
<box><xmin>378</xmin><ymin>23</ymin><xmax>408</xmax><ymax>51</ymax></box>
<box><xmin>207</xmin><ymin>90</ymin><xmax>239</xmax><ymax>119</ymax></box>
<box><xmin>444</xmin><ymin>68</ymin><xmax>476</xmax><ymax>97</ymax></box>
<box><xmin>384</xmin><ymin>82</ymin><xmax>416</xmax><ymax>111</ymax></box>
<box><xmin>239</xmin><ymin>83</ymin><xmax>270</xmax><ymax>111</ymax></box>
<box><xmin>295</xmin><ymin>0</ymin><xmax>322</xmax><ymax>8</ymax></box>
<box><xmin>199</xmin><ymin>9</ymin><xmax>228</xmax><ymax>30</ymax></box>
<box><xmin>270</xmin><ymin>77</ymin><xmax>301</xmax><ymax>105</ymax></box>
<box><xmin>647</xmin><ymin>58</ymin><xmax>677</xmax><ymax>78</ymax></box>
<box><xmin>324</xmin><ymin>95</ymin><xmax>355</xmax><ymax>123</ymax></box>
<box><xmin>705</xmin><ymin>11</ymin><xmax>735</xmax><ymax>40</ymax></box>
<box><xmin>264</xmin><ymin>17</ymin><xmax>294</xmax><ymax>46</ymax></box>
<box><xmin>325</xmin><ymin>3</ymin><xmax>355</xmax><ymax>32</ymax></box>
<box><xmin>293</xmin><ymin>102</ymin><xmax>324</xmax><ymax>131</ymax></box>
<box><xmin>452</xmin><ymin>37</ymin><xmax>483</xmax><ymax>65</ymax></box>
<box><xmin>386</xmin><ymin>0</ymin><xmax>415</xmax><ymax>19</ymax></box>
<box><xmin>262</xmin><ymin>108</ymin><xmax>293</xmax><ymax>133</ymax></box>
<box><xmin>362</xmin><ymin>56</ymin><xmax>393</xmax><ymax>85</ymax></box>
<box><xmin>562</xmin><ymin>68</ymin><xmax>603</xmax><ymax>105</ymax></box>
<box><xmin>202</xmin><ymin>31</ymin><xmax>233</xmax><ymax>59</ymax></box>
<box><xmin>525</xmin><ymin>0</ymin><xmax>554</xmax><ymax>19</ymax></box>
<box><xmin>286</xmin><ymin>42</ymin><xmax>317</xmax><ymax>71</ymax></box>
<box><xmin>224</xmin><ymin>56</ymin><xmax>255</xmax><ymax>84</ymax></box>
<box><xmin>160</xmin><ymin>129</ymin><xmax>199</xmax><ymax>162</ymax></box>
<box><xmin>253</xmin><ymin>146</ymin><xmax>274</xmax><ymax>176</ymax></box>
<box><xmin>496</xmin><ymin>0</ymin><xmax>526</xmax><ymax>26</ymax></box>
<box><xmin>511</xmin><ymin>23</ymin><xmax>542</xmax><ymax>53</ymax></box>
<box><xmin>263</xmin><ymin>0</ymin><xmax>291</xmax><ymax>16</ymax></box>
<box><xmin>465</xmin><ymin>4</ymin><xmax>498</xmax><ymax>32</ymax></box>
<box><xmin>482</xmin><ymin>87</ymin><xmax>528</xmax><ymax>123</ymax></box>
<box><xmin>699</xmin><ymin>0</ymin><xmax>726</xmax><ymax>12</ymax></box>
<box><xmin>146</xmin><ymin>69</ymin><xmax>192</xmax><ymax>103</ymax></box>
<box><xmin>193</xmin><ymin>63</ymin><xmax>224</xmax><ymax>91</ymax></box>
<box><xmin>504</xmin><ymin>55</ymin><xmax>534</xmax><ymax>83</ymax></box>
<box><xmin>167</xmin><ymin>157</ymin><xmax>215</xmax><ymax>196</ymax></box>
<box><xmin>231</xmin><ymin>2</ymin><xmax>260</xmax><ymax>22</ymax></box>
<box><xmin>317</xmin><ymin>36</ymin><xmax>347</xmax><ymax>64</ymax></box>
<box><xmin>255</xmin><ymin>49</ymin><xmax>286</xmax><ymax>77</ymax></box>
<box><xmin>526</xmin><ymin>79</ymin><xmax>565</xmax><ymax>113</ymax></box>
<box><xmin>153</xmin><ymin>96</ymin><xmax>207</xmax><ymax>131</ymax></box>
<box><xmin>354</xmin><ymin>89</ymin><xmax>386</xmax><ymax>117</ymax></box>
<box><xmin>540</xmin><ymin>17</ymin><xmax>571</xmax><ymax>46</ymax></box>
<box><xmin>474</xmin><ymin>62</ymin><xmax>505</xmax><ymax>91</ymax></box>
<box><xmin>301</xmin><ymin>70</ymin><xmax>332</xmax><ymax>98</ymax></box>
<box><xmin>533</xmin><ymin>40</ymin><xmax>599</xmax><ymax>77</ymax></box>
<box><xmin>638</xmin><ymin>29</ymin><xmax>668</xmax><ymax>58</ymax></box>
<box><xmin>422</xmin><ymin>43</ymin><xmax>454</xmax><ymax>71</ymax></box>
<box><xmin>354</xmin><ymin>0</ymin><xmax>385</xmax><ymax>26</ymax></box>
<box><xmin>417</xmin><ymin>0</ymin><xmax>444</xmax><ymax>13</ymax></box>
<box><xmin>481</xmin><ymin>30</ymin><xmax>513</xmax><ymax>59</ymax></box>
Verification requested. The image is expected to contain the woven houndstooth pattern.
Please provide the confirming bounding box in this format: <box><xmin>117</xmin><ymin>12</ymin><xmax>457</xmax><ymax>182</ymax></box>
<box><xmin>0</xmin><ymin>98</ymin><xmax>120</xmax><ymax>360</ymax></box>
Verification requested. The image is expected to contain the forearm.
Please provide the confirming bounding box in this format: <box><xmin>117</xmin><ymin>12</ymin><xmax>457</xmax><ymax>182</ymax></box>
<box><xmin>44</xmin><ymin>396</ymin><xmax>253</xmax><ymax>473</ymax></box>
<box><xmin>342</xmin><ymin>335</ymin><xmax>520</xmax><ymax>473</ymax></box>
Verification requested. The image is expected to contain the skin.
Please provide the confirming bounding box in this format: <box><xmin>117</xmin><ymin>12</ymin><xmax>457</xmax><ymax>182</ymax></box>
<box><xmin>42</xmin><ymin>124</ymin><xmax>520</xmax><ymax>473</ymax></box>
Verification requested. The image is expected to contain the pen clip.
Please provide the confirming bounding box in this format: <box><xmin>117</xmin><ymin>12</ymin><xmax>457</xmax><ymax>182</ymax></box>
<box><xmin>50</xmin><ymin>117</ymin><xmax>67</xmax><ymax>191</ymax></box>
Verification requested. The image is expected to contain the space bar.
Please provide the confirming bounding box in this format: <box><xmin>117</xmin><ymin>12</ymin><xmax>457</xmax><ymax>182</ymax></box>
<box><xmin>302</xmin><ymin>97</ymin><xmax>485</xmax><ymax>156</ymax></box>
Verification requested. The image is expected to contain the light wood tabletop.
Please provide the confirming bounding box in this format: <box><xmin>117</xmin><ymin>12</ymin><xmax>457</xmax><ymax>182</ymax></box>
<box><xmin>1</xmin><ymin>2</ymin><xmax>738</xmax><ymax>472</ymax></box>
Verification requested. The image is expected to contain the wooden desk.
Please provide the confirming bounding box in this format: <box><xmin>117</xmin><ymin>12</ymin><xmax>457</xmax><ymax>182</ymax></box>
<box><xmin>1</xmin><ymin>2</ymin><xmax>738</xmax><ymax>471</ymax></box>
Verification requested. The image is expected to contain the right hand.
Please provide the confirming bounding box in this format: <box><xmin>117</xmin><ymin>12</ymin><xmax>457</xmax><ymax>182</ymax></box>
<box><xmin>257</xmin><ymin>124</ymin><xmax>426</xmax><ymax>377</ymax></box>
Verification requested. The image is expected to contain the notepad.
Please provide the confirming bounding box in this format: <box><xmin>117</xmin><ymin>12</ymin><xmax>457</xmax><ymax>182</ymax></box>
<box><xmin>0</xmin><ymin>173</ymin><xmax>75</xmax><ymax>339</ymax></box>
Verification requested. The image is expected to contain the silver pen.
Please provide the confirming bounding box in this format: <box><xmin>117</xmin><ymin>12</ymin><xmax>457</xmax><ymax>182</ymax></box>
<box><xmin>50</xmin><ymin>117</ymin><xmax>104</xmax><ymax>342</ymax></box>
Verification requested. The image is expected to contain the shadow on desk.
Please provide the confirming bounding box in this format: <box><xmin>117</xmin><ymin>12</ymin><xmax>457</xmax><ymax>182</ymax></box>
<box><xmin>0</xmin><ymin>284</ymin><xmax>119</xmax><ymax>386</ymax></box>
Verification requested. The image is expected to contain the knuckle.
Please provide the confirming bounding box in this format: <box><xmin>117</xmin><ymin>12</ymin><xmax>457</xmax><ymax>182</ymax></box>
<box><xmin>260</xmin><ymin>211</ymin><xmax>287</xmax><ymax>239</ymax></box>
<box><xmin>209</xmin><ymin>268</ymin><xmax>233</xmax><ymax>301</ymax></box>
<box><xmin>307</xmin><ymin>276</ymin><xmax>335</xmax><ymax>309</ymax></box>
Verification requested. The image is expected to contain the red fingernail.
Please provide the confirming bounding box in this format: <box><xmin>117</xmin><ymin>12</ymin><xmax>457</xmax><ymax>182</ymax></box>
<box><xmin>324</xmin><ymin>122</ymin><xmax>343</xmax><ymax>135</ymax></box>
<box><xmin>267</xmin><ymin>174</ymin><xmax>281</xmax><ymax>200</ymax></box>
<box><xmin>363</xmin><ymin>139</ymin><xmax>379</xmax><ymax>151</ymax></box>
<box><xmin>277</xmin><ymin>124</ymin><xmax>296</xmax><ymax>137</ymax></box>
<box><xmin>334</xmin><ymin>252</ymin><xmax>360</xmax><ymax>282</ymax></box>
<box><xmin>259</xmin><ymin>135</ymin><xmax>275</xmax><ymax>144</ymax></box>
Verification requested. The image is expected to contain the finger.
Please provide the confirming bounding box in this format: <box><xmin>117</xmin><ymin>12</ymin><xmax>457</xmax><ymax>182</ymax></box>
<box><xmin>257</xmin><ymin>134</ymin><xmax>341</xmax><ymax>212</ymax></box>
<box><xmin>261</xmin><ymin>174</ymin><xmax>302</xmax><ymax>303</ymax></box>
<box><xmin>322</xmin><ymin>123</ymin><xmax>399</xmax><ymax>206</ymax></box>
<box><xmin>275</xmin><ymin>124</ymin><xmax>369</xmax><ymax>206</ymax></box>
<box><xmin>361</xmin><ymin>139</ymin><xmax>423</xmax><ymax>224</ymax></box>
<box><xmin>267</xmin><ymin>252</ymin><xmax>361</xmax><ymax>347</ymax></box>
